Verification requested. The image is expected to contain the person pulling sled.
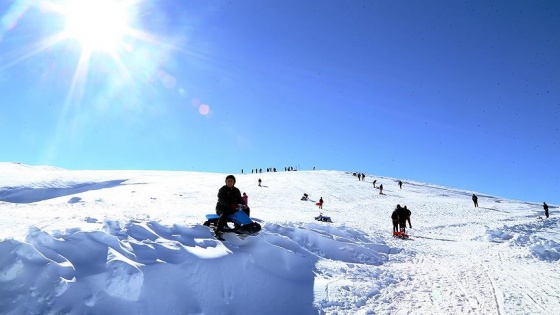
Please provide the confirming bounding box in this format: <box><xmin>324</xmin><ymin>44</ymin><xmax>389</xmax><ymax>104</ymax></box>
<box><xmin>392</xmin><ymin>204</ymin><xmax>411</xmax><ymax>239</ymax></box>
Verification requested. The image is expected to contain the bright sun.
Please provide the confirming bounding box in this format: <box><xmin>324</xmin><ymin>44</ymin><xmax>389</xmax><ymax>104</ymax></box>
<box><xmin>62</xmin><ymin>0</ymin><xmax>130</xmax><ymax>52</ymax></box>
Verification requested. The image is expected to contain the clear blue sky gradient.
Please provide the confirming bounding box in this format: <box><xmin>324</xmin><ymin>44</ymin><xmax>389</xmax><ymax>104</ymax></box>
<box><xmin>1</xmin><ymin>0</ymin><xmax>558</xmax><ymax>204</ymax></box>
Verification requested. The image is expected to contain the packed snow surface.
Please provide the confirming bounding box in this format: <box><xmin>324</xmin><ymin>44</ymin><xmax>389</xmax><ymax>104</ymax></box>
<box><xmin>0</xmin><ymin>162</ymin><xmax>558</xmax><ymax>314</ymax></box>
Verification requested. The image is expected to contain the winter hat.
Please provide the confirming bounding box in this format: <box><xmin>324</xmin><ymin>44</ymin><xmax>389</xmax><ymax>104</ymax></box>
<box><xmin>225</xmin><ymin>175</ymin><xmax>236</xmax><ymax>184</ymax></box>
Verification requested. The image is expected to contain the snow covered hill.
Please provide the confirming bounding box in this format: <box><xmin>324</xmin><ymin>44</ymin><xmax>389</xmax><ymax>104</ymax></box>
<box><xmin>0</xmin><ymin>163</ymin><xmax>558</xmax><ymax>314</ymax></box>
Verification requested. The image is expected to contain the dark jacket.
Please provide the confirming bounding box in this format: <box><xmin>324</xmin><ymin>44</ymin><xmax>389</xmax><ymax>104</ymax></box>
<box><xmin>216</xmin><ymin>185</ymin><xmax>244</xmax><ymax>214</ymax></box>
<box><xmin>403</xmin><ymin>207</ymin><xmax>412</xmax><ymax>227</ymax></box>
<box><xmin>396</xmin><ymin>207</ymin><xmax>409</xmax><ymax>224</ymax></box>
<box><xmin>391</xmin><ymin>210</ymin><xmax>399</xmax><ymax>222</ymax></box>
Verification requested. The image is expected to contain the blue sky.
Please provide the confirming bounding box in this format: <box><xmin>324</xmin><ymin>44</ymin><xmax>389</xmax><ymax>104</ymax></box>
<box><xmin>1</xmin><ymin>0</ymin><xmax>558</xmax><ymax>204</ymax></box>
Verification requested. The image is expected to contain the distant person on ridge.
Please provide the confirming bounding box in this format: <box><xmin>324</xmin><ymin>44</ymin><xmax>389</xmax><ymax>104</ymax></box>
<box><xmin>215</xmin><ymin>175</ymin><xmax>250</xmax><ymax>240</ymax></box>
<box><xmin>379</xmin><ymin>184</ymin><xmax>384</xmax><ymax>195</ymax></box>
<box><xmin>398</xmin><ymin>180</ymin><xmax>403</xmax><ymax>189</ymax></box>
<box><xmin>472</xmin><ymin>194</ymin><xmax>478</xmax><ymax>208</ymax></box>
<box><xmin>543</xmin><ymin>202</ymin><xmax>549</xmax><ymax>218</ymax></box>
<box><xmin>373</xmin><ymin>180</ymin><xmax>377</xmax><ymax>188</ymax></box>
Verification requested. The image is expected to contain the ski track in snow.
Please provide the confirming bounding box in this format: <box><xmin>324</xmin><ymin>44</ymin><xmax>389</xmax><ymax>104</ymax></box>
<box><xmin>0</xmin><ymin>164</ymin><xmax>559</xmax><ymax>314</ymax></box>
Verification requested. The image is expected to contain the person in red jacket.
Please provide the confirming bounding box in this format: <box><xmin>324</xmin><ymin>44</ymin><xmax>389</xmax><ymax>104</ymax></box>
<box><xmin>242</xmin><ymin>192</ymin><xmax>249</xmax><ymax>216</ymax></box>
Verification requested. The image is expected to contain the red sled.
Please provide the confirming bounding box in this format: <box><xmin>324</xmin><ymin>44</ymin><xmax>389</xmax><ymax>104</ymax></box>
<box><xmin>393</xmin><ymin>231</ymin><xmax>409</xmax><ymax>239</ymax></box>
<box><xmin>316</xmin><ymin>202</ymin><xmax>321</xmax><ymax>206</ymax></box>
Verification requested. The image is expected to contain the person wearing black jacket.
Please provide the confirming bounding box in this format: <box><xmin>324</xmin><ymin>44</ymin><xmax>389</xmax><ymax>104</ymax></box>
<box><xmin>403</xmin><ymin>206</ymin><xmax>412</xmax><ymax>229</ymax></box>
<box><xmin>396</xmin><ymin>205</ymin><xmax>410</xmax><ymax>233</ymax></box>
<box><xmin>472</xmin><ymin>194</ymin><xmax>478</xmax><ymax>207</ymax></box>
<box><xmin>543</xmin><ymin>202</ymin><xmax>549</xmax><ymax>218</ymax></box>
<box><xmin>391</xmin><ymin>205</ymin><xmax>400</xmax><ymax>233</ymax></box>
<box><xmin>215</xmin><ymin>175</ymin><xmax>250</xmax><ymax>238</ymax></box>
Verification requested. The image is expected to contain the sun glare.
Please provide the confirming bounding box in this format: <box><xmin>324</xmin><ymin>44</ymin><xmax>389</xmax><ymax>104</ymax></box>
<box><xmin>8</xmin><ymin>0</ymin><xmax>183</xmax><ymax>113</ymax></box>
<box><xmin>62</xmin><ymin>0</ymin><xmax>130</xmax><ymax>52</ymax></box>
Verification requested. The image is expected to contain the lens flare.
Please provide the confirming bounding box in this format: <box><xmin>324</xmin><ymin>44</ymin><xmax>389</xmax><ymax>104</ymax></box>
<box><xmin>199</xmin><ymin>104</ymin><xmax>210</xmax><ymax>116</ymax></box>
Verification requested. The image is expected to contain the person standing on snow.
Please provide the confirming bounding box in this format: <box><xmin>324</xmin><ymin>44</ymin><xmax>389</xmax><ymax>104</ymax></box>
<box><xmin>318</xmin><ymin>197</ymin><xmax>324</xmax><ymax>209</ymax></box>
<box><xmin>404</xmin><ymin>205</ymin><xmax>412</xmax><ymax>229</ymax></box>
<box><xmin>396</xmin><ymin>205</ymin><xmax>409</xmax><ymax>234</ymax></box>
<box><xmin>215</xmin><ymin>175</ymin><xmax>249</xmax><ymax>240</ymax></box>
<box><xmin>391</xmin><ymin>205</ymin><xmax>400</xmax><ymax>233</ymax></box>
<box><xmin>543</xmin><ymin>202</ymin><xmax>549</xmax><ymax>218</ymax></box>
<box><xmin>258</xmin><ymin>178</ymin><xmax>262</xmax><ymax>187</ymax></box>
<box><xmin>472</xmin><ymin>194</ymin><xmax>478</xmax><ymax>207</ymax></box>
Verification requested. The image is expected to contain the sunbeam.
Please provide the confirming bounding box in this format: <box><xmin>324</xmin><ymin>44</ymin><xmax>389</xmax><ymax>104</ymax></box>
<box><xmin>36</xmin><ymin>0</ymin><xmax>146</xmax><ymax>105</ymax></box>
<box><xmin>1</xmin><ymin>0</ymin><xmax>205</xmax><ymax>167</ymax></box>
<box><xmin>0</xmin><ymin>32</ymin><xmax>67</xmax><ymax>71</ymax></box>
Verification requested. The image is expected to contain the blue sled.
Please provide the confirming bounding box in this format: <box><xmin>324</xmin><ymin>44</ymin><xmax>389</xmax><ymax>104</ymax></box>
<box><xmin>203</xmin><ymin>210</ymin><xmax>261</xmax><ymax>235</ymax></box>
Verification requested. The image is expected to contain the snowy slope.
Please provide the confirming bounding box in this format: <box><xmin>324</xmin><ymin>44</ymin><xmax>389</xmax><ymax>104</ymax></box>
<box><xmin>0</xmin><ymin>163</ymin><xmax>558</xmax><ymax>314</ymax></box>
